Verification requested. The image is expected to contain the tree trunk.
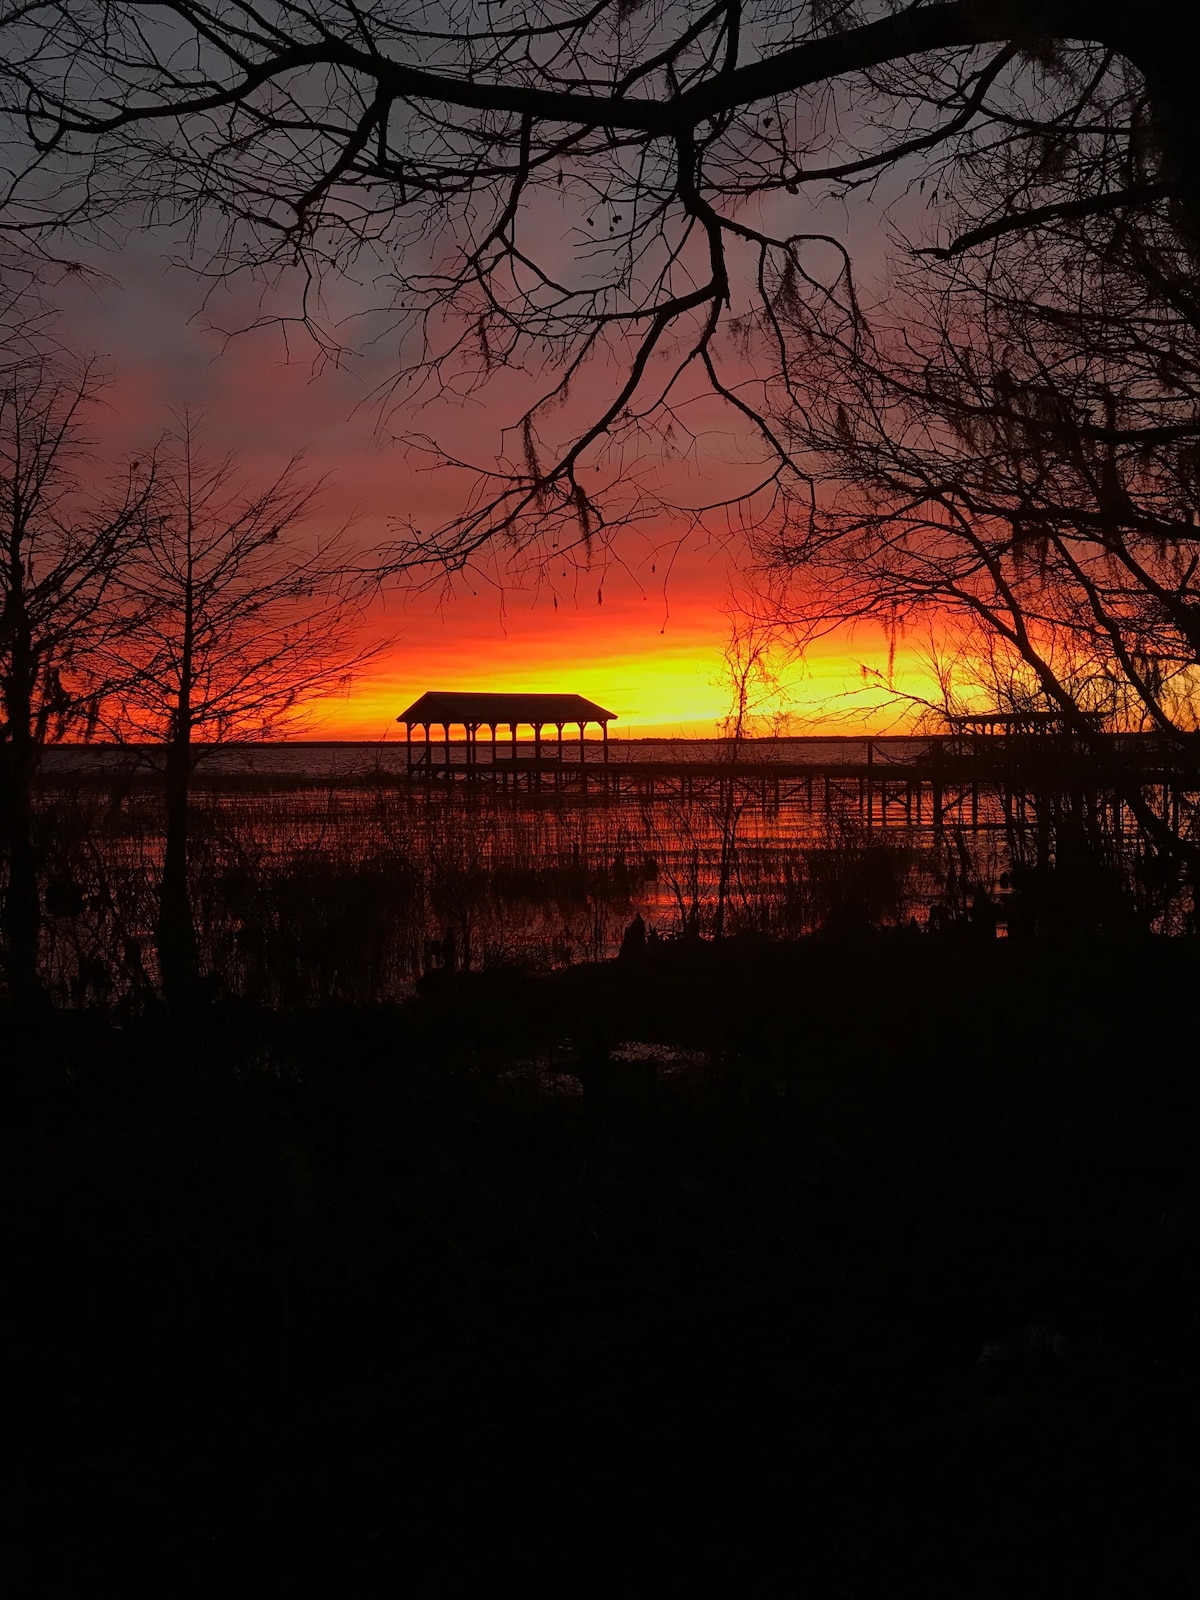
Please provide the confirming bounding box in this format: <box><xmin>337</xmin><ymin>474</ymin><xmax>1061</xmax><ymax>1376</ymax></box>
<box><xmin>157</xmin><ymin>505</ymin><xmax>199</xmax><ymax>1011</ymax></box>
<box><xmin>1</xmin><ymin>594</ymin><xmax>43</xmax><ymax>1006</ymax></box>
<box><xmin>0</xmin><ymin>731</ymin><xmax>41</xmax><ymax>1006</ymax></box>
<box><xmin>1133</xmin><ymin>39</ymin><xmax>1200</xmax><ymax>250</ymax></box>
<box><xmin>156</xmin><ymin>734</ymin><xmax>198</xmax><ymax>1009</ymax></box>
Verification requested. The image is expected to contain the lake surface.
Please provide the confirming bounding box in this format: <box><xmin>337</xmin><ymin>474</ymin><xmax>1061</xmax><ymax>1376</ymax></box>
<box><xmin>38</xmin><ymin>733</ymin><xmax>1166</xmax><ymax>1007</ymax></box>
<box><xmin>33</xmin><ymin>736</ymin><xmax>969</xmax><ymax>1002</ymax></box>
<box><xmin>42</xmin><ymin>734</ymin><xmax>932</xmax><ymax>777</ymax></box>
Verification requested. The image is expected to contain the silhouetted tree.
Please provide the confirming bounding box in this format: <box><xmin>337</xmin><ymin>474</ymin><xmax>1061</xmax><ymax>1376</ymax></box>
<box><xmin>744</xmin><ymin>50</ymin><xmax>1200</xmax><ymax>859</ymax></box>
<box><xmin>3</xmin><ymin>4</ymin><xmax>1199</xmax><ymax>573</ymax></box>
<box><xmin>8</xmin><ymin>5</ymin><xmax>1200</xmax><ymax>869</ymax></box>
<box><xmin>712</xmin><ymin>610</ymin><xmax>791</xmax><ymax>937</ymax></box>
<box><xmin>108</xmin><ymin>416</ymin><xmax>370</xmax><ymax>1005</ymax></box>
<box><xmin>0</xmin><ymin>350</ymin><xmax>150</xmax><ymax>1003</ymax></box>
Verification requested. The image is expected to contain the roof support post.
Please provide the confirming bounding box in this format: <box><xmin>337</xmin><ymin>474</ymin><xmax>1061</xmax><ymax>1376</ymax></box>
<box><xmin>603</xmin><ymin>722</ymin><xmax>609</xmax><ymax>764</ymax></box>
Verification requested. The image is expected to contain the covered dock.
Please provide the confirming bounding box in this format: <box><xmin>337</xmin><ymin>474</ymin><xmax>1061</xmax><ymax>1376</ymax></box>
<box><xmin>397</xmin><ymin>690</ymin><xmax>617</xmax><ymax>770</ymax></box>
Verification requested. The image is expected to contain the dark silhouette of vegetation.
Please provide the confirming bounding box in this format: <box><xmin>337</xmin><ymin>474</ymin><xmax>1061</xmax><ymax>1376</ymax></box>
<box><xmin>743</xmin><ymin>28</ymin><xmax>1200</xmax><ymax>865</ymax></box>
<box><xmin>2</xmin><ymin>4</ymin><xmax>1199</xmax><ymax>577</ymax></box>
<box><xmin>0</xmin><ymin>348</ymin><xmax>151</xmax><ymax>1004</ymax></box>
<box><xmin>105</xmin><ymin>415</ymin><xmax>371</xmax><ymax>1006</ymax></box>
<box><xmin>3</xmin><ymin>933</ymin><xmax>1197</xmax><ymax>1591</ymax></box>
<box><xmin>0</xmin><ymin>10</ymin><xmax>1197</xmax><ymax>1586</ymax></box>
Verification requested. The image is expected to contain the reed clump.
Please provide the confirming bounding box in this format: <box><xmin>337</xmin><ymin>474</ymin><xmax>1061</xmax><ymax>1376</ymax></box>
<box><xmin>27</xmin><ymin>777</ymin><xmax>675</xmax><ymax>1003</ymax></box>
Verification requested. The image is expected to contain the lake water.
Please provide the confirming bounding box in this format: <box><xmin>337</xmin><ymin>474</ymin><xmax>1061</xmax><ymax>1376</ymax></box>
<box><xmin>42</xmin><ymin>734</ymin><xmax>932</xmax><ymax>777</ymax></box>
<box><xmin>31</xmin><ymin>736</ymin><xmax>971</xmax><ymax>1002</ymax></box>
<box><xmin>28</xmin><ymin>735</ymin><xmax>1182</xmax><ymax>1006</ymax></box>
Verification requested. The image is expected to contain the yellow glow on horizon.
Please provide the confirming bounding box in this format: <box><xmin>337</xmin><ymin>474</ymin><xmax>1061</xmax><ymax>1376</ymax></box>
<box><xmin>303</xmin><ymin>632</ymin><xmax>952</xmax><ymax>740</ymax></box>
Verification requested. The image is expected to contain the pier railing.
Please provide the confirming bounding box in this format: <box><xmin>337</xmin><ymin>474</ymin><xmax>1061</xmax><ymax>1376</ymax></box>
<box><xmin>383</xmin><ymin>729</ymin><xmax>1200</xmax><ymax>844</ymax></box>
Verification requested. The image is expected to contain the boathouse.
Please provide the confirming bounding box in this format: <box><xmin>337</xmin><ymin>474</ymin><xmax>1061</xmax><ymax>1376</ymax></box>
<box><xmin>397</xmin><ymin>691</ymin><xmax>617</xmax><ymax>769</ymax></box>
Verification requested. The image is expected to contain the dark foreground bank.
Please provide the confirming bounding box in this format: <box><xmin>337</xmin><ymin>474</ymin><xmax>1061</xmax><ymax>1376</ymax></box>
<box><xmin>3</xmin><ymin>933</ymin><xmax>1198</xmax><ymax>1595</ymax></box>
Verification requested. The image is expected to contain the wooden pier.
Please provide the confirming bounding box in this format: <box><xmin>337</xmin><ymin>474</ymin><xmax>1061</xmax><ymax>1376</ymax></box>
<box><xmin>395</xmin><ymin>729</ymin><xmax>1200</xmax><ymax>842</ymax></box>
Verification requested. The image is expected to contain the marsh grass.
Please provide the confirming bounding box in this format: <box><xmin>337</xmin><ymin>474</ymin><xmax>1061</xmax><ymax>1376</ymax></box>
<box><xmin>29</xmin><ymin>776</ymin><xmax>665</xmax><ymax>1004</ymax></box>
<box><xmin>20</xmin><ymin>765</ymin><xmax>1147</xmax><ymax>1005</ymax></box>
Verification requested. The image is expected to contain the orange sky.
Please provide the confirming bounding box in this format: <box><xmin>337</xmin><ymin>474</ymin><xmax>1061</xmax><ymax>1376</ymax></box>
<box><xmin>59</xmin><ymin>244</ymin><xmax>943</xmax><ymax>738</ymax></box>
<box><xmin>304</xmin><ymin>583</ymin><xmax>944</xmax><ymax>740</ymax></box>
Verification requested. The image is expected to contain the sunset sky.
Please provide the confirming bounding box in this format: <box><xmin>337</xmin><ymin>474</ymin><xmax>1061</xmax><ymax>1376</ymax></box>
<box><xmin>59</xmin><ymin>225</ymin><xmax>939</xmax><ymax>739</ymax></box>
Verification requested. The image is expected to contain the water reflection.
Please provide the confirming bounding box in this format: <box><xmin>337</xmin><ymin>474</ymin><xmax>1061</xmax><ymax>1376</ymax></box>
<box><xmin>30</xmin><ymin>741</ymin><xmax>1187</xmax><ymax>1007</ymax></box>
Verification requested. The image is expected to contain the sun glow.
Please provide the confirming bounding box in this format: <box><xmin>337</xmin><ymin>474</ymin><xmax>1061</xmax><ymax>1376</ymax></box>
<box><xmin>306</xmin><ymin>619</ymin><xmax>952</xmax><ymax>741</ymax></box>
<box><xmin>52</xmin><ymin>264</ymin><xmax>963</xmax><ymax>747</ymax></box>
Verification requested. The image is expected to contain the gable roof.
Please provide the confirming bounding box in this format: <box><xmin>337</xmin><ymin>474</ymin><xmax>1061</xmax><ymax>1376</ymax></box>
<box><xmin>397</xmin><ymin>691</ymin><xmax>616</xmax><ymax>726</ymax></box>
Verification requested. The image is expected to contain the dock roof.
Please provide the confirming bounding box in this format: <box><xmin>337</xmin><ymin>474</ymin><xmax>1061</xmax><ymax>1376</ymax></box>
<box><xmin>397</xmin><ymin>691</ymin><xmax>616</xmax><ymax>726</ymax></box>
